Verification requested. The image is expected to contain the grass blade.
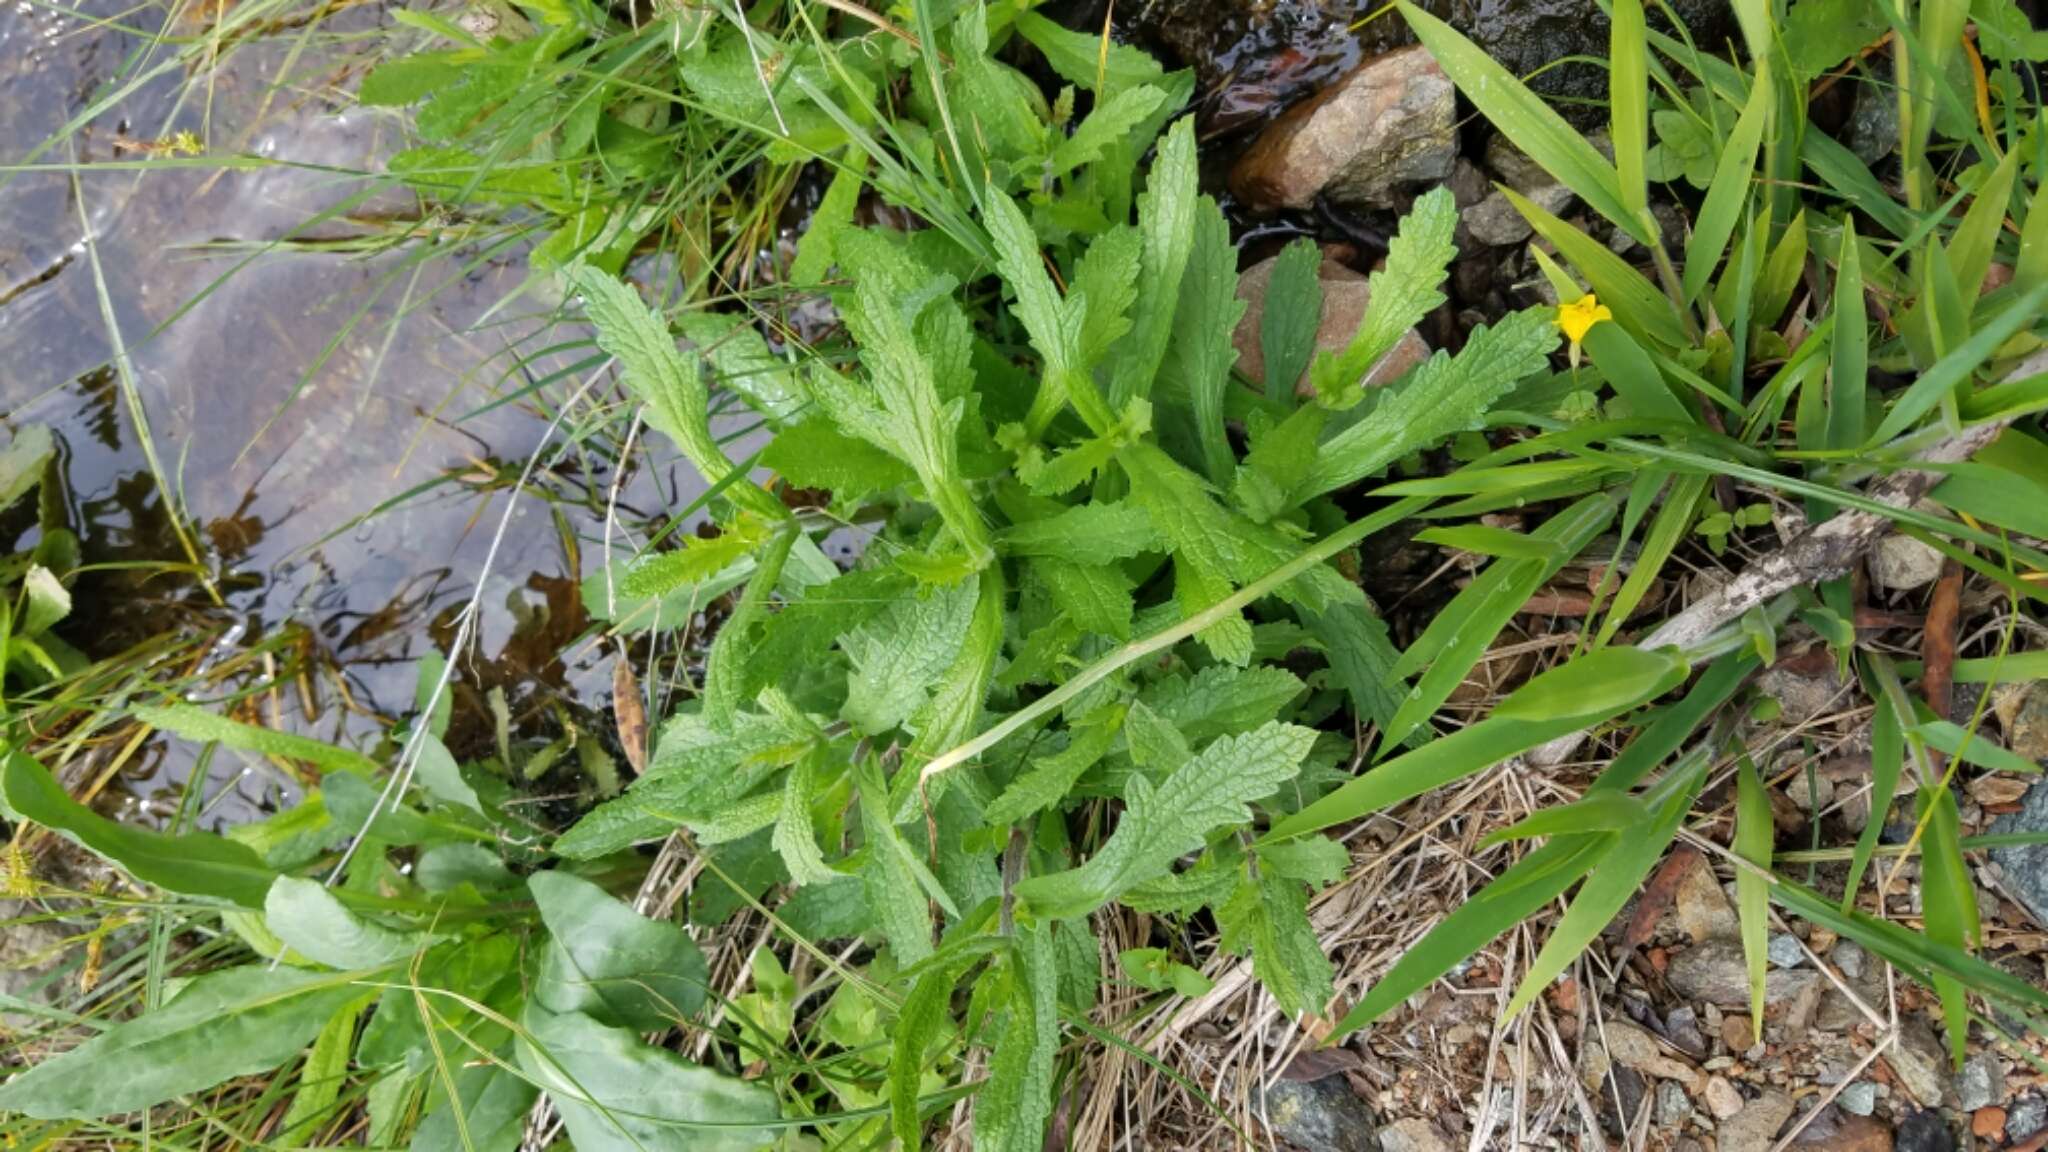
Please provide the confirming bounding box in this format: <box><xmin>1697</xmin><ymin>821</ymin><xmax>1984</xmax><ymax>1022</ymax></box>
<box><xmin>1681</xmin><ymin>66</ymin><xmax>1769</xmax><ymax>303</ymax></box>
<box><xmin>1867</xmin><ymin>282</ymin><xmax>2048</xmax><ymax>445</ymax></box>
<box><xmin>1734</xmin><ymin>752</ymin><xmax>1773</xmax><ymax>1046</ymax></box>
<box><xmin>1826</xmin><ymin>216</ymin><xmax>1869</xmax><ymax>450</ymax></box>
<box><xmin>1610</xmin><ymin>0</ymin><xmax>1650</xmax><ymax>223</ymax></box>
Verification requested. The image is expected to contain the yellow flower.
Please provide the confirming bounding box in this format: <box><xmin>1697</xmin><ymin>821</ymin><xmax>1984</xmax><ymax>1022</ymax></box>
<box><xmin>1557</xmin><ymin>294</ymin><xmax>1611</xmax><ymax>368</ymax></box>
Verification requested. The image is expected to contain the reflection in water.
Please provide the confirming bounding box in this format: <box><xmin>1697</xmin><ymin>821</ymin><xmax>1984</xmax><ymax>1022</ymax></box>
<box><xmin>0</xmin><ymin>0</ymin><xmax>695</xmax><ymax>828</ymax></box>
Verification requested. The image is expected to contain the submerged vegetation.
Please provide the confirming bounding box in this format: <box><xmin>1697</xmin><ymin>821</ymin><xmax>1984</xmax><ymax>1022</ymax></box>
<box><xmin>5</xmin><ymin>0</ymin><xmax>2048</xmax><ymax>1146</ymax></box>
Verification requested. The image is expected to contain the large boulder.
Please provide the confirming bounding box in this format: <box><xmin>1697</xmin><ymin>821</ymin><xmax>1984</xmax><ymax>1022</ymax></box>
<box><xmin>1228</xmin><ymin>45</ymin><xmax>1457</xmax><ymax>211</ymax></box>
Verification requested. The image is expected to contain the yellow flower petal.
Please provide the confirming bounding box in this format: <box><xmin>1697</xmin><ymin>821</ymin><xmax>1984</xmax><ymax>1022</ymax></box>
<box><xmin>1556</xmin><ymin>295</ymin><xmax>1613</xmax><ymax>346</ymax></box>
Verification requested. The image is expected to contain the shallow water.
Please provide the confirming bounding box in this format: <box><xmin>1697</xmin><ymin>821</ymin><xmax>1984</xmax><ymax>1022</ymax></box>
<box><xmin>0</xmin><ymin>0</ymin><xmax>677</xmax><ymax>827</ymax></box>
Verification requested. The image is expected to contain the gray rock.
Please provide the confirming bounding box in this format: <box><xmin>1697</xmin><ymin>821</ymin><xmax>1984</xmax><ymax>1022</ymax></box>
<box><xmin>1718</xmin><ymin>1090</ymin><xmax>1796</xmax><ymax>1152</ymax></box>
<box><xmin>1838</xmin><ymin>1081</ymin><xmax>1878</xmax><ymax>1116</ymax></box>
<box><xmin>1376</xmin><ymin>1118</ymin><xmax>1454</xmax><ymax>1152</ymax></box>
<box><xmin>1768</xmin><ymin>932</ymin><xmax>1806</xmax><ymax>969</ymax></box>
<box><xmin>1999</xmin><ymin>682</ymin><xmax>2048</xmax><ymax>763</ymax></box>
<box><xmin>1656</xmin><ymin>1080</ymin><xmax>1693</xmax><ymax>1127</ymax></box>
<box><xmin>1758</xmin><ymin>664</ymin><xmax>1853</xmax><ymax>726</ymax></box>
<box><xmin>1849</xmin><ymin>86</ymin><xmax>1901</xmax><ymax>166</ymax></box>
<box><xmin>1886</xmin><ymin>1017</ymin><xmax>1952</xmax><ymax>1109</ymax></box>
<box><xmin>1894</xmin><ymin>1109</ymin><xmax>1955</xmax><ymax>1152</ymax></box>
<box><xmin>2008</xmin><ymin>1096</ymin><xmax>2047</xmax><ymax>1141</ymax></box>
<box><xmin>1832</xmin><ymin>939</ymin><xmax>1867</xmax><ymax>980</ymax></box>
<box><xmin>1666</xmin><ymin>939</ymin><xmax>1821</xmax><ymax>1008</ymax></box>
<box><xmin>1869</xmin><ymin>533</ymin><xmax>1947</xmax><ymax>592</ymax></box>
<box><xmin>1956</xmin><ymin>1051</ymin><xmax>2005</xmax><ymax>1112</ymax></box>
<box><xmin>1230</xmin><ymin>45</ymin><xmax>1456</xmax><ymax>211</ymax></box>
<box><xmin>1257</xmin><ymin>1074</ymin><xmax>1378</xmax><ymax>1152</ymax></box>
<box><xmin>1988</xmin><ymin>780</ymin><xmax>2048</xmax><ymax>927</ymax></box>
<box><xmin>1230</xmin><ymin>252</ymin><xmax>1431</xmax><ymax>399</ymax></box>
<box><xmin>1463</xmin><ymin>134</ymin><xmax>1582</xmax><ymax>247</ymax></box>
<box><xmin>1664</xmin><ymin>1005</ymin><xmax>1708</xmax><ymax>1056</ymax></box>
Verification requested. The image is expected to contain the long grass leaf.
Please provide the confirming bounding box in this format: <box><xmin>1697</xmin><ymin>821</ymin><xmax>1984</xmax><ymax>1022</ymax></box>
<box><xmin>1734</xmin><ymin>753</ymin><xmax>1773</xmax><ymax>1046</ymax></box>
<box><xmin>1867</xmin><ymin>282</ymin><xmax>2048</xmax><ymax>444</ymax></box>
<box><xmin>1610</xmin><ymin>0</ymin><xmax>1650</xmax><ymax>222</ymax></box>
<box><xmin>1681</xmin><ymin>69</ymin><xmax>1770</xmax><ymax>302</ymax></box>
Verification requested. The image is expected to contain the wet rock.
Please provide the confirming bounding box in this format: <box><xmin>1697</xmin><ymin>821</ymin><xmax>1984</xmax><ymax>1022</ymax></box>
<box><xmin>1256</xmin><ymin>1073</ymin><xmax>1379</xmax><ymax>1152</ymax></box>
<box><xmin>1987</xmin><ymin>780</ymin><xmax>2048</xmax><ymax>926</ymax></box>
<box><xmin>2007</xmin><ymin>1096</ymin><xmax>2047</xmax><ymax>1141</ymax></box>
<box><xmin>1376</xmin><ymin>1117</ymin><xmax>1454</xmax><ymax>1152</ymax></box>
<box><xmin>1956</xmin><ymin>1052</ymin><xmax>2005</xmax><ymax>1112</ymax></box>
<box><xmin>1849</xmin><ymin>85</ymin><xmax>1901</xmax><ymax>166</ymax></box>
<box><xmin>1462</xmin><ymin>132</ymin><xmax>1591</xmax><ymax>247</ymax></box>
<box><xmin>1885</xmin><ymin>1017</ymin><xmax>1952</xmax><ymax>1109</ymax></box>
<box><xmin>1230</xmin><ymin>251</ymin><xmax>1432</xmax><ymax>396</ymax></box>
<box><xmin>1840</xmin><ymin>1081</ymin><xmax>1879</xmax><ymax>1116</ymax></box>
<box><xmin>1719</xmin><ymin>1089</ymin><xmax>1796</xmax><ymax>1152</ymax></box>
<box><xmin>1230</xmin><ymin>45</ymin><xmax>1456</xmax><ymax>211</ymax></box>
<box><xmin>1666</xmin><ymin>938</ymin><xmax>1821</xmax><ymax>1007</ymax></box>
<box><xmin>1869</xmin><ymin>533</ymin><xmax>1946</xmax><ymax>591</ymax></box>
<box><xmin>1894</xmin><ymin>1110</ymin><xmax>1955</xmax><ymax>1152</ymax></box>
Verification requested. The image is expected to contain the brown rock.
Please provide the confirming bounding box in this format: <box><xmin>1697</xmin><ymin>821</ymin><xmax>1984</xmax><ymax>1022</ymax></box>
<box><xmin>1790</xmin><ymin>1112</ymin><xmax>1894</xmax><ymax>1152</ymax></box>
<box><xmin>1229</xmin><ymin>45</ymin><xmax>1456</xmax><ymax>211</ymax></box>
<box><xmin>1705</xmin><ymin>1075</ymin><xmax>1746</xmax><ymax>1119</ymax></box>
<box><xmin>1376</xmin><ymin>1118</ymin><xmax>1454</xmax><ymax>1152</ymax></box>
<box><xmin>1599</xmin><ymin>1018</ymin><xmax>1705</xmax><ymax>1091</ymax></box>
<box><xmin>1671</xmin><ymin>859</ymin><xmax>1740</xmax><ymax>944</ymax></box>
<box><xmin>1974</xmin><ymin>1107</ymin><xmax>2008</xmax><ymax>1142</ymax></box>
<box><xmin>1230</xmin><ymin>253</ymin><xmax>1431</xmax><ymax>397</ymax></box>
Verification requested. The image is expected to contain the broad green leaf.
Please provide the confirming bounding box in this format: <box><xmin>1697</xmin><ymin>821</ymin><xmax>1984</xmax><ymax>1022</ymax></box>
<box><xmin>1398</xmin><ymin>1</ymin><xmax>1645</xmax><ymax>243</ymax></box>
<box><xmin>1013</xmin><ymin>10</ymin><xmax>1165</xmax><ymax>96</ymax></box>
<box><xmin>1384</xmin><ymin>493</ymin><xmax>1619</xmax><ymax>745</ymax></box>
<box><xmin>0</xmin><ymin>745</ymin><xmax>277</xmax><ymax>907</ymax></box>
<box><xmin>1826</xmin><ymin>216</ymin><xmax>1870</xmax><ymax>450</ymax></box>
<box><xmin>988</xmin><ymin>186</ymin><xmax>1102</xmax><ymax>433</ymax></box>
<box><xmin>1413</xmin><ymin>523</ymin><xmax>1562</xmax><ymax>561</ymax></box>
<box><xmin>790</xmin><ymin>154</ymin><xmax>865</xmax><ymax>285</ymax></box>
<box><xmin>906</xmin><ymin>564</ymin><xmax>1008</xmax><ymax>800</ymax></box>
<box><xmin>1014</xmin><ymin>722</ymin><xmax>1316</xmax><ymax>919</ymax></box>
<box><xmin>0</xmin><ymin>966</ymin><xmax>371</xmax><ymax>1119</ymax></box>
<box><xmin>1493</xmin><ymin>646</ymin><xmax>1690</xmax><ymax>724</ymax></box>
<box><xmin>1233</xmin><ymin>404</ymin><xmax>1326</xmax><ymax>521</ymax></box>
<box><xmin>773</xmin><ymin>753</ymin><xmax>839</xmax><ymax>885</ymax></box>
<box><xmin>891</xmin><ymin>957</ymin><xmax>966</xmax><ymax>1150</ymax></box>
<box><xmin>281</xmin><ymin>996</ymin><xmax>364</xmax><ymax>1141</ymax></box>
<box><xmin>1950</xmin><ymin>146</ymin><xmax>2021</xmax><ymax>302</ymax></box>
<box><xmin>1118</xmin><ymin>948</ymin><xmax>1214</xmax><ymax>997</ymax></box>
<box><xmin>410</xmin><ymin>731</ymin><xmax>481</xmax><ymax>815</ymax></box>
<box><xmin>1260</xmin><ymin>239</ymin><xmax>1323</xmax><ymax>398</ymax></box>
<box><xmin>1306</xmin><ymin>601</ymin><xmax>1408</xmax><ymax>735</ymax></box>
<box><xmin>618</xmin><ymin>528</ymin><xmax>763</xmax><ymax>600</ymax></box>
<box><xmin>1505</xmin><ymin>188</ymin><xmax>1685</xmax><ymax>349</ymax></box>
<box><xmin>410</xmin><ymin>1065</ymin><xmax>537</xmax><ymax>1152</ymax></box>
<box><xmin>1867</xmin><ymin>282</ymin><xmax>2048</xmax><ymax>444</ymax></box>
<box><xmin>1216</xmin><ymin>870</ymin><xmax>1333</xmax><ymax>1018</ymax></box>
<box><xmin>530</xmin><ymin>870</ymin><xmax>710</xmax><ymax>1029</ymax></box>
<box><xmin>1122</xmin><ymin>699</ymin><xmax>1192</xmax><ymax>771</ymax></box>
<box><xmin>996</xmin><ymin>502</ymin><xmax>1159</xmax><ymax>561</ymax></box>
<box><xmin>1681</xmin><ymin>67</ymin><xmax>1770</xmax><ymax>302</ymax></box>
<box><xmin>1105</xmin><ymin>116</ymin><xmax>1197</xmax><ymax>409</ymax></box>
<box><xmin>1075</xmin><ymin>224</ymin><xmax>1145</xmax><ymax>368</ymax></box>
<box><xmin>761</xmin><ymin>419</ymin><xmax>915</xmax><ymax>499</ymax></box>
<box><xmin>133</xmin><ymin>701</ymin><xmax>379</xmax><ymax>775</ymax></box>
<box><xmin>1503</xmin><ymin>762</ymin><xmax>1703</xmax><ymax>1020</ymax></box>
<box><xmin>1734</xmin><ymin>754</ymin><xmax>1773</xmax><ymax>1046</ymax></box>
<box><xmin>1912</xmin><ymin>719</ymin><xmax>2042</xmax><ymax>775</ymax></box>
<box><xmin>1476</xmin><ymin>791</ymin><xmax>1650</xmax><ymax>848</ymax></box>
<box><xmin>1309</xmin><ymin>188</ymin><xmax>1458</xmax><ymax>409</ymax></box>
<box><xmin>518</xmin><ymin>1009</ymin><xmax>780</xmax><ymax>1152</ymax></box>
<box><xmin>567</xmin><ymin>264</ymin><xmax>786</xmax><ymax>522</ymax></box>
<box><xmin>1046</xmin><ymin>85</ymin><xmax>1167</xmax><ymax>179</ymax></box>
<box><xmin>677</xmin><ymin>313</ymin><xmax>807</xmax><ymax>426</ymax></box>
<box><xmin>973</xmin><ymin>927</ymin><xmax>1059</xmax><ymax>1152</ymax></box>
<box><xmin>1140</xmin><ymin>663</ymin><xmax>1305</xmax><ymax>747</ymax></box>
<box><xmin>1035</xmin><ymin>557</ymin><xmax>1136</xmax><ymax>639</ymax></box>
<box><xmin>1610</xmin><ymin>0</ymin><xmax>1651</xmax><ymax>221</ymax></box>
<box><xmin>703</xmin><ymin>525</ymin><xmax>796</xmax><ymax>730</ymax></box>
<box><xmin>1166</xmin><ymin>196</ymin><xmax>1246</xmax><ymax>485</ymax></box>
<box><xmin>266</xmin><ymin>878</ymin><xmax>427</xmax><ymax>969</ymax></box>
<box><xmin>1304</xmin><ymin>308</ymin><xmax>1559</xmax><ymax>499</ymax></box>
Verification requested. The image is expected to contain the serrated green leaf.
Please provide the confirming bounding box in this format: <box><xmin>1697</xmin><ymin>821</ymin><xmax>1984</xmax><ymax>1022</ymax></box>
<box><xmin>891</xmin><ymin>957</ymin><xmax>968</xmax><ymax>1151</ymax></box>
<box><xmin>1305</xmin><ymin>309</ymin><xmax>1559</xmax><ymax>499</ymax></box>
<box><xmin>1105</xmin><ymin>117</ymin><xmax>1197</xmax><ymax>409</ymax></box>
<box><xmin>1122</xmin><ymin>698</ymin><xmax>1192</xmax><ymax>771</ymax></box>
<box><xmin>985</xmin><ymin>709</ymin><xmax>1124</xmax><ymax>826</ymax></box>
<box><xmin>761</xmin><ymin>419</ymin><xmax>916</xmax><ymax>499</ymax></box>
<box><xmin>133</xmin><ymin>701</ymin><xmax>379</xmax><ymax>776</ymax></box>
<box><xmin>1140</xmin><ymin>663</ymin><xmax>1305</xmax><ymax>744</ymax></box>
<box><xmin>704</xmin><ymin>525</ymin><xmax>796</xmax><ymax>730</ymax></box>
<box><xmin>1073</xmin><ymin>224</ymin><xmax>1145</xmax><ymax>368</ymax></box>
<box><xmin>1047</xmin><ymin>85</ymin><xmax>1167</xmax><ymax>179</ymax></box>
<box><xmin>1217</xmin><ymin>870</ymin><xmax>1333</xmax><ymax>1018</ymax></box>
<box><xmin>1035</xmin><ymin>558</ymin><xmax>1136</xmax><ymax>639</ymax></box>
<box><xmin>858</xmin><ymin>758</ymin><xmax>934</xmax><ymax>963</ymax></box>
<box><xmin>774</xmin><ymin>753</ymin><xmax>839</xmax><ymax>886</ymax></box>
<box><xmin>791</xmin><ymin>154</ymin><xmax>865</xmax><ymax>285</ymax></box>
<box><xmin>1015</xmin><ymin>722</ymin><xmax>1315</xmax><ymax>919</ymax></box>
<box><xmin>567</xmin><ymin>264</ymin><xmax>786</xmax><ymax>522</ymax></box>
<box><xmin>1310</xmin><ymin>188</ymin><xmax>1458</xmax><ymax>409</ymax></box>
<box><xmin>1012</xmin><ymin>11</ymin><xmax>1164</xmax><ymax>96</ymax></box>
<box><xmin>1234</xmin><ymin>404</ymin><xmax>1327</xmax><ymax>522</ymax></box>
<box><xmin>997</xmin><ymin>502</ymin><xmax>1160</xmax><ymax>561</ymax></box>
<box><xmin>676</xmin><ymin>312</ymin><xmax>807</xmax><ymax>426</ymax></box>
<box><xmin>843</xmin><ymin>576</ymin><xmax>979</xmax><ymax>736</ymax></box>
<box><xmin>1260</xmin><ymin>239</ymin><xmax>1323</xmax><ymax>399</ymax></box>
<box><xmin>1257</xmin><ymin>836</ymin><xmax>1350</xmax><ymax>885</ymax></box>
<box><xmin>1164</xmin><ymin>195</ymin><xmax>1245</xmax><ymax>485</ymax></box>
<box><xmin>973</xmin><ymin>927</ymin><xmax>1059</xmax><ymax>1152</ymax></box>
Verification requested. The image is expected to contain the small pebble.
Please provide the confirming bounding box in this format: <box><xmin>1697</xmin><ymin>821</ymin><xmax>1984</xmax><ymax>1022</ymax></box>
<box><xmin>1767</xmin><ymin>933</ymin><xmax>1806</xmax><ymax>969</ymax></box>
<box><xmin>1957</xmin><ymin>1052</ymin><xmax>2005</xmax><ymax>1112</ymax></box>
<box><xmin>1657</xmin><ymin>1081</ymin><xmax>1692</xmax><ymax>1127</ymax></box>
<box><xmin>1838</xmin><ymin>1081</ymin><xmax>1877</xmax><ymax>1116</ymax></box>
<box><xmin>2007</xmin><ymin>1096</ymin><xmax>2047</xmax><ymax>1140</ymax></box>
<box><xmin>1830</xmin><ymin>939</ymin><xmax>1867</xmax><ymax>980</ymax></box>
<box><xmin>1705</xmin><ymin>1076</ymin><xmax>1745</xmax><ymax>1119</ymax></box>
